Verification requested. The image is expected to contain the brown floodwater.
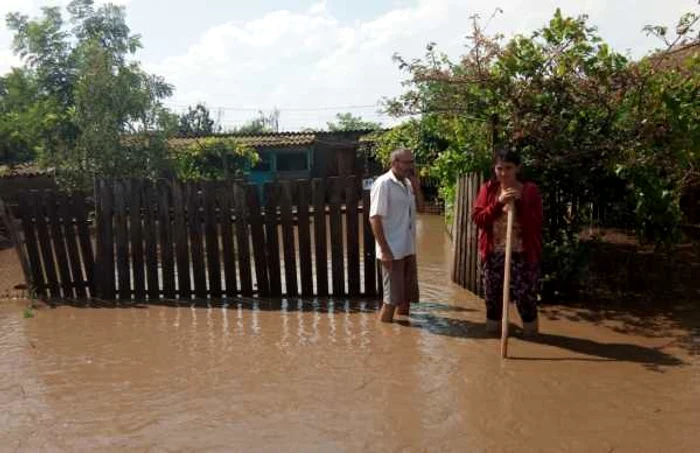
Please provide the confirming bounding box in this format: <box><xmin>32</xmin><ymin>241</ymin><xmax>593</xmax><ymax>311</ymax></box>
<box><xmin>1</xmin><ymin>215</ymin><xmax>699</xmax><ymax>452</ymax></box>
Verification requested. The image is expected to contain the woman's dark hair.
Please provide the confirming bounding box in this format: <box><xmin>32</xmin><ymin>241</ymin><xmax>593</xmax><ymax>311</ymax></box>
<box><xmin>494</xmin><ymin>146</ymin><xmax>522</xmax><ymax>166</ymax></box>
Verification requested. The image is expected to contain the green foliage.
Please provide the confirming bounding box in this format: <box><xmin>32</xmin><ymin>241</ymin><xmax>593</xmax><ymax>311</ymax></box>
<box><xmin>0</xmin><ymin>69</ymin><xmax>45</xmax><ymax>167</ymax></box>
<box><xmin>170</xmin><ymin>137</ymin><xmax>259</xmax><ymax>181</ymax></box>
<box><xmin>23</xmin><ymin>306</ymin><xmax>35</xmax><ymax>319</ymax></box>
<box><xmin>23</xmin><ymin>300</ymin><xmax>38</xmax><ymax>319</ymax></box>
<box><xmin>372</xmin><ymin>118</ymin><xmax>440</xmax><ymax>167</ymax></box>
<box><xmin>228</xmin><ymin>110</ymin><xmax>280</xmax><ymax>134</ymax></box>
<box><xmin>372</xmin><ymin>116</ymin><xmax>491</xmax><ymax>215</ymax></box>
<box><xmin>541</xmin><ymin>229</ymin><xmax>591</xmax><ymax>300</ymax></box>
<box><xmin>382</xmin><ymin>8</ymin><xmax>700</xmax><ymax>300</ymax></box>
<box><xmin>2</xmin><ymin>0</ymin><xmax>174</xmax><ymax>189</ymax></box>
<box><xmin>614</xmin><ymin>52</ymin><xmax>700</xmax><ymax>248</ymax></box>
<box><xmin>615</xmin><ymin>165</ymin><xmax>684</xmax><ymax>248</ymax></box>
<box><xmin>326</xmin><ymin>112</ymin><xmax>381</xmax><ymax>132</ymax></box>
<box><xmin>178</xmin><ymin>103</ymin><xmax>218</xmax><ymax>136</ymax></box>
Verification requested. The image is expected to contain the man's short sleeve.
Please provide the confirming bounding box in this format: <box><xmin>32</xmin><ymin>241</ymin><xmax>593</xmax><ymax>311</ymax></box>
<box><xmin>370</xmin><ymin>180</ymin><xmax>388</xmax><ymax>218</ymax></box>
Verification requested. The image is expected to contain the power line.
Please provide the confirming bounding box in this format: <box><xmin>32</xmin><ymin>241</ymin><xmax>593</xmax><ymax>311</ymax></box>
<box><xmin>163</xmin><ymin>103</ymin><xmax>382</xmax><ymax>112</ymax></box>
<box><xmin>168</xmin><ymin>101</ymin><xmax>398</xmax><ymax>131</ymax></box>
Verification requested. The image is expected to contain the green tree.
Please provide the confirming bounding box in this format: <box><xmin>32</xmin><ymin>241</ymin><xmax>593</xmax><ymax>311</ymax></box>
<box><xmin>326</xmin><ymin>112</ymin><xmax>381</xmax><ymax>131</ymax></box>
<box><xmin>372</xmin><ymin>116</ymin><xmax>489</xmax><ymax>200</ymax></box>
<box><xmin>4</xmin><ymin>0</ymin><xmax>174</xmax><ymax>188</ymax></box>
<box><xmin>170</xmin><ymin>137</ymin><xmax>259</xmax><ymax>181</ymax></box>
<box><xmin>0</xmin><ymin>68</ymin><xmax>46</xmax><ymax>168</ymax></box>
<box><xmin>178</xmin><ymin>103</ymin><xmax>217</xmax><ymax>136</ymax></box>
<box><xmin>382</xmin><ymin>8</ymin><xmax>700</xmax><ymax>298</ymax></box>
<box><xmin>228</xmin><ymin>109</ymin><xmax>280</xmax><ymax>134</ymax></box>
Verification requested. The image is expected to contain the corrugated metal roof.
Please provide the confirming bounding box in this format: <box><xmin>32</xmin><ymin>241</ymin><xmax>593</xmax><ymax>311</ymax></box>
<box><xmin>168</xmin><ymin>129</ymin><xmax>384</xmax><ymax>148</ymax></box>
<box><xmin>169</xmin><ymin>132</ymin><xmax>316</xmax><ymax>148</ymax></box>
<box><xmin>0</xmin><ymin>164</ymin><xmax>52</xmax><ymax>178</ymax></box>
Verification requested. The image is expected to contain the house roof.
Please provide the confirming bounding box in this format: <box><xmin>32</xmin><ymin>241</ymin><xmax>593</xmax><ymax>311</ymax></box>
<box><xmin>169</xmin><ymin>132</ymin><xmax>316</xmax><ymax>148</ymax></box>
<box><xmin>0</xmin><ymin>163</ymin><xmax>52</xmax><ymax>178</ymax></box>
<box><xmin>169</xmin><ymin>129</ymin><xmax>383</xmax><ymax>149</ymax></box>
<box><xmin>645</xmin><ymin>41</ymin><xmax>699</xmax><ymax>72</ymax></box>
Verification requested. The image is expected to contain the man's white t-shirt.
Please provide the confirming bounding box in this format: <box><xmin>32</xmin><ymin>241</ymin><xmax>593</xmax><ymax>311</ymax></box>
<box><xmin>369</xmin><ymin>170</ymin><xmax>417</xmax><ymax>260</ymax></box>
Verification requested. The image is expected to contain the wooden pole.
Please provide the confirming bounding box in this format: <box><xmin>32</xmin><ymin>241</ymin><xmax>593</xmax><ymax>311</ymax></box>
<box><xmin>501</xmin><ymin>201</ymin><xmax>515</xmax><ymax>359</ymax></box>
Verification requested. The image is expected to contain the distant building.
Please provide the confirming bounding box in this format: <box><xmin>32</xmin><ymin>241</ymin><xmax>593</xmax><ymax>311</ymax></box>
<box><xmin>169</xmin><ymin>129</ymin><xmax>380</xmax><ymax>186</ymax></box>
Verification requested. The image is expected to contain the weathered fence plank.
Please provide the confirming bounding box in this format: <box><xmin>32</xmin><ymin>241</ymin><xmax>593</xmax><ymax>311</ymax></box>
<box><xmin>362</xmin><ymin>189</ymin><xmax>376</xmax><ymax>297</ymax></box>
<box><xmin>144</xmin><ymin>182</ymin><xmax>160</xmax><ymax>300</ymax></box>
<box><xmin>17</xmin><ymin>193</ymin><xmax>45</xmax><ymax>297</ymax></box>
<box><xmin>247</xmin><ymin>184</ymin><xmax>269</xmax><ymax>296</ymax></box>
<box><xmin>279</xmin><ymin>181</ymin><xmax>298</xmax><ymax>297</ymax></box>
<box><xmin>345</xmin><ymin>176</ymin><xmax>360</xmax><ymax>297</ymax></box>
<box><xmin>160</xmin><ymin>181</ymin><xmax>176</xmax><ymax>299</ymax></box>
<box><xmin>130</xmin><ymin>179</ymin><xmax>146</xmax><ymax>300</ymax></box>
<box><xmin>188</xmin><ymin>182</ymin><xmax>207</xmax><ymax>299</ymax></box>
<box><xmin>204</xmin><ymin>182</ymin><xmax>222</xmax><ymax>298</ymax></box>
<box><xmin>297</xmin><ymin>180</ymin><xmax>313</xmax><ymax>296</ymax></box>
<box><xmin>46</xmin><ymin>191</ymin><xmax>73</xmax><ymax>298</ymax></box>
<box><xmin>60</xmin><ymin>194</ymin><xmax>85</xmax><ymax>298</ymax></box>
<box><xmin>264</xmin><ymin>183</ymin><xmax>282</xmax><ymax>297</ymax></box>
<box><xmin>219</xmin><ymin>181</ymin><xmax>238</xmax><ymax>297</ymax></box>
<box><xmin>171</xmin><ymin>181</ymin><xmax>191</xmax><ymax>298</ymax></box>
<box><xmin>235</xmin><ymin>182</ymin><xmax>253</xmax><ymax>296</ymax></box>
<box><xmin>72</xmin><ymin>193</ymin><xmax>94</xmax><ymax>296</ymax></box>
<box><xmin>114</xmin><ymin>181</ymin><xmax>131</xmax><ymax>300</ymax></box>
<box><xmin>35</xmin><ymin>191</ymin><xmax>60</xmax><ymax>298</ymax></box>
<box><xmin>97</xmin><ymin>183</ymin><xmax>116</xmax><ymax>299</ymax></box>
<box><xmin>312</xmin><ymin>178</ymin><xmax>328</xmax><ymax>297</ymax></box>
<box><xmin>451</xmin><ymin>173</ymin><xmax>484</xmax><ymax>295</ymax></box>
<box><xmin>329</xmin><ymin>177</ymin><xmax>345</xmax><ymax>297</ymax></box>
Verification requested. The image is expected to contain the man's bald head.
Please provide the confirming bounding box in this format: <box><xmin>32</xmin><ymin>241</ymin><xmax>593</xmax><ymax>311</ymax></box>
<box><xmin>390</xmin><ymin>147</ymin><xmax>415</xmax><ymax>179</ymax></box>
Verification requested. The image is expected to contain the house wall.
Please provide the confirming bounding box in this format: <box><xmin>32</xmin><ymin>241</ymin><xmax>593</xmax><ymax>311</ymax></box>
<box><xmin>248</xmin><ymin>146</ymin><xmax>313</xmax><ymax>185</ymax></box>
<box><xmin>312</xmin><ymin>142</ymin><xmax>359</xmax><ymax>179</ymax></box>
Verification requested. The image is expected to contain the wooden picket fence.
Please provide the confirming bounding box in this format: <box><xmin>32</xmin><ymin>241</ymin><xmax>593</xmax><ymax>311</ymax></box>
<box><xmin>8</xmin><ymin>176</ymin><xmax>380</xmax><ymax>301</ymax></box>
<box><xmin>10</xmin><ymin>191</ymin><xmax>95</xmax><ymax>299</ymax></box>
<box><xmin>451</xmin><ymin>173</ymin><xmax>484</xmax><ymax>296</ymax></box>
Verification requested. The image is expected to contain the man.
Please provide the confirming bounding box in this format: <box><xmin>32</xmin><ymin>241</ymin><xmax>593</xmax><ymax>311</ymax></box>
<box><xmin>369</xmin><ymin>148</ymin><xmax>424</xmax><ymax>323</ymax></box>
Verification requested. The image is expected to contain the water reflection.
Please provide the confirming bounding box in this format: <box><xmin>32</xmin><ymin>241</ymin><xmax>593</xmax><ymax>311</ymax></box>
<box><xmin>251</xmin><ymin>300</ymin><xmax>261</xmax><ymax>336</ymax></box>
<box><xmin>236</xmin><ymin>301</ymin><xmax>243</xmax><ymax>335</ymax></box>
<box><xmin>279</xmin><ymin>299</ymin><xmax>290</xmax><ymax>349</ymax></box>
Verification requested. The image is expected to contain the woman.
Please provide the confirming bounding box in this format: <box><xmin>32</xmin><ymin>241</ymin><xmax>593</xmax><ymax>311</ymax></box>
<box><xmin>472</xmin><ymin>147</ymin><xmax>543</xmax><ymax>336</ymax></box>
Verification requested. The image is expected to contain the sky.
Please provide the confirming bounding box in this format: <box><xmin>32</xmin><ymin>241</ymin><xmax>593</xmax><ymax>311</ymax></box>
<box><xmin>0</xmin><ymin>0</ymin><xmax>698</xmax><ymax>131</ymax></box>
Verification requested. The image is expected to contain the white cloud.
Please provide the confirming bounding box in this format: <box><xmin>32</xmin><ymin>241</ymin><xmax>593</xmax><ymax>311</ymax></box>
<box><xmin>1</xmin><ymin>0</ymin><xmax>694</xmax><ymax>130</ymax></box>
<box><xmin>147</xmin><ymin>0</ymin><xmax>474</xmax><ymax>130</ymax></box>
<box><xmin>146</xmin><ymin>0</ymin><xmax>694</xmax><ymax>131</ymax></box>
